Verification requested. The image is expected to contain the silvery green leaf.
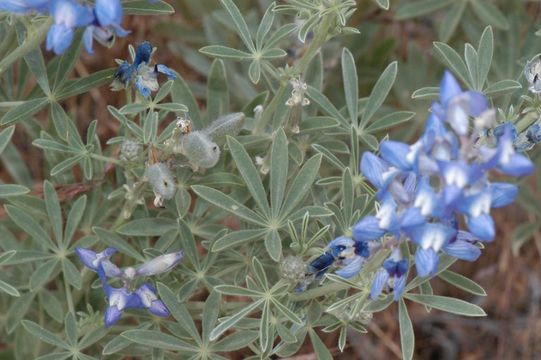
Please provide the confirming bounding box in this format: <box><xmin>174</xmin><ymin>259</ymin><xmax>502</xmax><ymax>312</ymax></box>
<box><xmin>22</xmin><ymin>320</ymin><xmax>70</xmax><ymax>350</ymax></box>
<box><xmin>121</xmin><ymin>330</ymin><xmax>195</xmax><ymax>351</ymax></box>
<box><xmin>44</xmin><ymin>181</ymin><xmax>63</xmax><ymax>245</ymax></box>
<box><xmin>469</xmin><ymin>0</ymin><xmax>509</xmax><ymax>30</ymax></box>
<box><xmin>279</xmin><ymin>154</ymin><xmax>322</xmax><ymax>220</ymax></box>
<box><xmin>0</xmin><ymin>279</ymin><xmax>19</xmax><ymax>297</ymax></box>
<box><xmin>366</xmin><ymin>111</ymin><xmax>414</xmax><ymax>132</ymax></box>
<box><xmin>464</xmin><ymin>44</ymin><xmax>479</xmax><ymax>90</ymax></box>
<box><xmin>57</xmin><ymin>69</ymin><xmax>115</xmax><ymax>100</ymax></box>
<box><xmin>248</xmin><ymin>60</ymin><xmax>261</xmax><ymax>84</ymax></box>
<box><xmin>0</xmin><ymin>97</ymin><xmax>49</xmax><ymax>126</ymax></box>
<box><xmin>116</xmin><ymin>218</ymin><xmax>176</xmax><ymax>237</ymax></box>
<box><xmin>122</xmin><ymin>0</ymin><xmax>175</xmax><ymax>15</ymax></box>
<box><xmin>219</xmin><ymin>0</ymin><xmax>255</xmax><ymax>52</ymax></box>
<box><xmin>404</xmin><ymin>294</ymin><xmax>487</xmax><ymax>316</ymax></box>
<box><xmin>153</xmin><ymin>79</ymin><xmax>174</xmax><ymax>103</ymax></box>
<box><xmin>484</xmin><ymin>79</ymin><xmax>521</xmax><ymax>97</ymax></box>
<box><xmin>264</xmin><ymin>229</ymin><xmax>281</xmax><ymax>262</ymax></box>
<box><xmin>259</xmin><ymin>302</ymin><xmax>272</xmax><ymax>352</ymax></box>
<box><xmin>207</xmin><ymin>60</ymin><xmax>230</xmax><ymax>121</ymax></box>
<box><xmin>0</xmin><ymin>184</ymin><xmax>30</xmax><ymax>197</ymax></box>
<box><xmin>49</xmin><ymin>102</ymin><xmax>70</xmax><ymax>140</ymax></box>
<box><xmin>199</xmin><ymin>45</ymin><xmax>253</xmax><ymax>60</ymax></box>
<box><xmin>256</xmin><ymin>3</ymin><xmax>275</xmax><ymax>49</ymax></box>
<box><xmin>209</xmin><ymin>298</ymin><xmax>264</xmax><ymax>341</ymax></box>
<box><xmin>64</xmin><ymin>312</ymin><xmax>77</xmax><ymax>346</ymax></box>
<box><xmin>433</xmin><ymin>42</ymin><xmax>471</xmax><ymax>88</ymax></box>
<box><xmin>5</xmin><ymin>205</ymin><xmax>56</xmax><ymax>250</ymax></box>
<box><xmin>227</xmin><ymin>136</ymin><xmax>270</xmax><ymax>216</ymax></box>
<box><xmin>23</xmin><ymin>46</ymin><xmax>50</xmax><ymax>96</ymax></box>
<box><xmin>308</xmin><ymin>329</ymin><xmax>332</xmax><ymax>360</ymax></box>
<box><xmin>411</xmin><ymin>86</ymin><xmax>440</xmax><ymax>100</ymax></box>
<box><xmin>202</xmin><ymin>290</ymin><xmax>221</xmax><ymax>342</ymax></box>
<box><xmin>92</xmin><ymin>227</ymin><xmax>145</xmax><ymax>261</ymax></box>
<box><xmin>50</xmin><ymin>155</ymin><xmax>85</xmax><ymax>177</ymax></box>
<box><xmin>215</xmin><ymin>285</ymin><xmax>262</xmax><ymax>297</ymax></box>
<box><xmin>311</xmin><ymin>144</ymin><xmax>345</xmax><ymax>171</ymax></box>
<box><xmin>157</xmin><ymin>283</ymin><xmax>200</xmax><ymax>341</ymax></box>
<box><xmin>477</xmin><ymin>26</ymin><xmax>493</xmax><ymax>90</ymax></box>
<box><xmin>360</xmin><ymin>61</ymin><xmax>397</xmax><ymax>129</ymax></box>
<box><xmin>62</xmin><ymin>258</ymin><xmax>81</xmax><ymax>289</ymax></box>
<box><xmin>399</xmin><ymin>299</ymin><xmax>414</xmax><ymax>360</ymax></box>
<box><xmin>51</xmin><ymin>34</ymin><xmax>82</xmax><ymax>91</ymax></box>
<box><xmin>213</xmin><ymin>331</ymin><xmax>259</xmax><ymax>352</ymax></box>
<box><xmin>438</xmin><ymin>0</ymin><xmax>466</xmax><ymax>42</ymax></box>
<box><xmin>0</xmin><ymin>125</ymin><xmax>15</xmax><ymax>154</ymax></box>
<box><xmin>341</xmin><ymin>48</ymin><xmax>359</xmax><ymax>125</ymax></box>
<box><xmin>265</xmin><ymin>23</ymin><xmax>297</xmax><ymax>49</ymax></box>
<box><xmin>191</xmin><ymin>185</ymin><xmax>267</xmax><ymax>226</ymax></box>
<box><xmin>306</xmin><ymin>86</ymin><xmax>347</xmax><ymax>126</ymax></box>
<box><xmin>64</xmin><ymin>195</ymin><xmax>86</xmax><ymax>247</ymax></box>
<box><xmin>395</xmin><ymin>0</ymin><xmax>452</xmax><ymax>20</ymax></box>
<box><xmin>120</xmin><ymin>103</ymin><xmax>148</xmax><ymax>115</ymax></box>
<box><xmin>261</xmin><ymin>48</ymin><xmax>287</xmax><ymax>59</ymax></box>
<box><xmin>270</xmin><ymin>128</ymin><xmax>288</xmax><ymax>218</ymax></box>
<box><xmin>30</xmin><ymin>258</ymin><xmax>58</xmax><ymax>290</ymax></box>
<box><xmin>438</xmin><ymin>270</ymin><xmax>486</xmax><ymax>296</ymax></box>
<box><xmin>212</xmin><ymin>229</ymin><xmax>268</xmax><ymax>252</ymax></box>
<box><xmin>372</xmin><ymin>0</ymin><xmax>389</xmax><ymax>10</ymax></box>
<box><xmin>171</xmin><ymin>75</ymin><xmax>202</xmax><ymax>128</ymax></box>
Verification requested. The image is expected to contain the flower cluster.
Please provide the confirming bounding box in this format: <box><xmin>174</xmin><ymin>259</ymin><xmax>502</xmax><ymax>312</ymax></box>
<box><xmin>75</xmin><ymin>247</ymin><xmax>183</xmax><ymax>327</ymax></box>
<box><xmin>111</xmin><ymin>41</ymin><xmax>176</xmax><ymax>98</ymax></box>
<box><xmin>307</xmin><ymin>71</ymin><xmax>533</xmax><ymax>301</ymax></box>
<box><xmin>0</xmin><ymin>0</ymin><xmax>136</xmax><ymax>55</ymax></box>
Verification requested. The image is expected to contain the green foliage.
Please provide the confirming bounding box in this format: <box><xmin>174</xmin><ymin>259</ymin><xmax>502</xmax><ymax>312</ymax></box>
<box><xmin>0</xmin><ymin>0</ymin><xmax>538</xmax><ymax>359</ymax></box>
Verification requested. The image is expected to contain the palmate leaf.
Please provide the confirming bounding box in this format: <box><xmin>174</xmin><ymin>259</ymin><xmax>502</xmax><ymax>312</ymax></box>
<box><xmin>359</xmin><ymin>61</ymin><xmax>398</xmax><ymax>129</ymax></box>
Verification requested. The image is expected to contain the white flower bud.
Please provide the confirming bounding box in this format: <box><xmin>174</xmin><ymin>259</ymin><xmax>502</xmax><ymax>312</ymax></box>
<box><xmin>146</xmin><ymin>162</ymin><xmax>176</xmax><ymax>207</ymax></box>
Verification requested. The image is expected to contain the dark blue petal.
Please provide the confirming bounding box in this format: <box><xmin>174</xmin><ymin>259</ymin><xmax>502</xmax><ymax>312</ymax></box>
<box><xmin>415</xmin><ymin>248</ymin><xmax>439</xmax><ymax>277</ymax></box>
<box><xmin>354</xmin><ymin>240</ymin><xmax>370</xmax><ymax>258</ymax></box>
<box><xmin>134</xmin><ymin>41</ymin><xmax>153</xmax><ymax>66</ymax></box>
<box><xmin>135</xmin><ymin>77</ymin><xmax>152</xmax><ymax>98</ymax></box>
<box><xmin>307</xmin><ymin>253</ymin><xmax>335</xmax><ymax>278</ymax></box>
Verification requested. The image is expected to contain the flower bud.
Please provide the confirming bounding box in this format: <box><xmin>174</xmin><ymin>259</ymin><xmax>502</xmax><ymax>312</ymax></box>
<box><xmin>146</xmin><ymin>162</ymin><xmax>176</xmax><ymax>207</ymax></box>
<box><xmin>120</xmin><ymin>139</ymin><xmax>142</xmax><ymax>161</ymax></box>
<box><xmin>204</xmin><ymin>112</ymin><xmax>245</xmax><ymax>145</ymax></box>
<box><xmin>136</xmin><ymin>251</ymin><xmax>183</xmax><ymax>276</ymax></box>
<box><xmin>280</xmin><ymin>256</ymin><xmax>306</xmax><ymax>282</ymax></box>
<box><xmin>179</xmin><ymin>131</ymin><xmax>221</xmax><ymax>170</ymax></box>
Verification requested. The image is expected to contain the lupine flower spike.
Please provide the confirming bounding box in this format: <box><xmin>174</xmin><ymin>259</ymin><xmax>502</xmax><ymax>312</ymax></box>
<box><xmin>301</xmin><ymin>71</ymin><xmax>533</xmax><ymax>293</ymax></box>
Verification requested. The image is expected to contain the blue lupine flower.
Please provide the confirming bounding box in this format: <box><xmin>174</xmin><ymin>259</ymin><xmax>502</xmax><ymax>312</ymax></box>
<box><xmin>370</xmin><ymin>249</ymin><xmax>408</xmax><ymax>301</ymax></box>
<box><xmin>306</xmin><ymin>236</ymin><xmax>371</xmax><ymax>279</ymax></box>
<box><xmin>443</xmin><ymin>231</ymin><xmax>481</xmax><ymax>262</ymax></box>
<box><xmin>134</xmin><ymin>283</ymin><xmax>170</xmax><ymax>317</ymax></box>
<box><xmin>111</xmin><ymin>41</ymin><xmax>177</xmax><ymax>98</ymax></box>
<box><xmin>46</xmin><ymin>0</ymin><xmax>94</xmax><ymax>55</ymax></box>
<box><xmin>0</xmin><ymin>0</ymin><xmax>48</xmax><ymax>13</ymax></box>
<box><xmin>82</xmin><ymin>0</ymin><xmax>130</xmax><ymax>54</ymax></box>
<box><xmin>76</xmin><ymin>247</ymin><xmax>183</xmax><ymax>281</ymax></box>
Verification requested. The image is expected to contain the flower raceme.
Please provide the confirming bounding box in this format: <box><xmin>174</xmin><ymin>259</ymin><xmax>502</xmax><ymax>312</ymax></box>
<box><xmin>307</xmin><ymin>71</ymin><xmax>533</xmax><ymax>300</ymax></box>
<box><xmin>75</xmin><ymin>247</ymin><xmax>183</xmax><ymax>327</ymax></box>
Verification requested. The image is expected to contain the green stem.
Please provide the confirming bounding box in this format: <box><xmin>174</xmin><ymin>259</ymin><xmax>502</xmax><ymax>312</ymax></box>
<box><xmin>0</xmin><ymin>18</ymin><xmax>53</xmax><ymax>78</ymax></box>
<box><xmin>254</xmin><ymin>14</ymin><xmax>334</xmax><ymax>134</ymax></box>
<box><xmin>63</xmin><ymin>268</ymin><xmax>75</xmax><ymax>314</ymax></box>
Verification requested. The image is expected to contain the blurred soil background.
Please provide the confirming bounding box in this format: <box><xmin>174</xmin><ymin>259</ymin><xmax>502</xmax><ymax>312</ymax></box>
<box><xmin>2</xmin><ymin>0</ymin><xmax>541</xmax><ymax>359</ymax></box>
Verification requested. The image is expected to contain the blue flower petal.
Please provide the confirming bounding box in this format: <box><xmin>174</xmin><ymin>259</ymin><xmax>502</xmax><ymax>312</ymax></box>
<box><xmin>380</xmin><ymin>141</ymin><xmax>412</xmax><ymax>171</ymax></box>
<box><xmin>156</xmin><ymin>64</ymin><xmax>177</xmax><ymax>80</ymax></box>
<box><xmin>335</xmin><ymin>256</ymin><xmax>363</xmax><ymax>279</ymax></box>
<box><xmin>95</xmin><ymin>0</ymin><xmax>122</xmax><ymax>27</ymax></box>
<box><xmin>489</xmin><ymin>182</ymin><xmax>517</xmax><ymax>208</ymax></box>
<box><xmin>46</xmin><ymin>24</ymin><xmax>74</xmax><ymax>55</ymax></box>
<box><xmin>370</xmin><ymin>268</ymin><xmax>389</xmax><ymax>300</ymax></box>
<box><xmin>352</xmin><ymin>216</ymin><xmax>385</xmax><ymax>242</ymax></box>
<box><xmin>443</xmin><ymin>239</ymin><xmax>481</xmax><ymax>262</ymax></box>
<box><xmin>439</xmin><ymin>71</ymin><xmax>462</xmax><ymax>105</ymax></box>
<box><xmin>148</xmin><ymin>300</ymin><xmax>170</xmax><ymax>317</ymax></box>
<box><xmin>104</xmin><ymin>306</ymin><xmax>123</xmax><ymax>327</ymax></box>
<box><xmin>464</xmin><ymin>91</ymin><xmax>489</xmax><ymax>117</ymax></box>
<box><xmin>466</xmin><ymin>213</ymin><xmax>495</xmax><ymax>242</ymax></box>
<box><xmin>134</xmin><ymin>41</ymin><xmax>153</xmax><ymax>66</ymax></box>
<box><xmin>415</xmin><ymin>248</ymin><xmax>439</xmax><ymax>277</ymax></box>
<box><xmin>392</xmin><ymin>275</ymin><xmax>407</xmax><ymax>301</ymax></box>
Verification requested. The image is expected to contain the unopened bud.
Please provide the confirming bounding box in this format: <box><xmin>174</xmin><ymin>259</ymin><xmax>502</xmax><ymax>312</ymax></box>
<box><xmin>120</xmin><ymin>139</ymin><xmax>142</xmax><ymax>161</ymax></box>
<box><xmin>280</xmin><ymin>256</ymin><xmax>306</xmax><ymax>282</ymax></box>
<box><xmin>204</xmin><ymin>112</ymin><xmax>245</xmax><ymax>145</ymax></box>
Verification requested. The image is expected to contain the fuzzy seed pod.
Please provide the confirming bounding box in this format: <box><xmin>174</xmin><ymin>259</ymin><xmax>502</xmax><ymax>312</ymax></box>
<box><xmin>204</xmin><ymin>112</ymin><xmax>245</xmax><ymax>145</ymax></box>
<box><xmin>146</xmin><ymin>162</ymin><xmax>176</xmax><ymax>207</ymax></box>
<box><xmin>179</xmin><ymin>131</ymin><xmax>221</xmax><ymax>170</ymax></box>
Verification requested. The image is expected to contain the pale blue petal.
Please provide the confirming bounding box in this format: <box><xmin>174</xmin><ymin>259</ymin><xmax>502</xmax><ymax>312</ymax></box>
<box><xmin>370</xmin><ymin>268</ymin><xmax>389</xmax><ymax>300</ymax></box>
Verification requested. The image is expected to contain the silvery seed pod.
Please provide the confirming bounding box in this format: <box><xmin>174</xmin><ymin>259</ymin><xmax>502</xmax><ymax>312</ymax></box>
<box><xmin>146</xmin><ymin>162</ymin><xmax>176</xmax><ymax>207</ymax></box>
<box><xmin>120</xmin><ymin>139</ymin><xmax>142</xmax><ymax>161</ymax></box>
<box><xmin>179</xmin><ymin>131</ymin><xmax>221</xmax><ymax>170</ymax></box>
<box><xmin>524</xmin><ymin>54</ymin><xmax>541</xmax><ymax>93</ymax></box>
<box><xmin>203</xmin><ymin>112</ymin><xmax>245</xmax><ymax>145</ymax></box>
